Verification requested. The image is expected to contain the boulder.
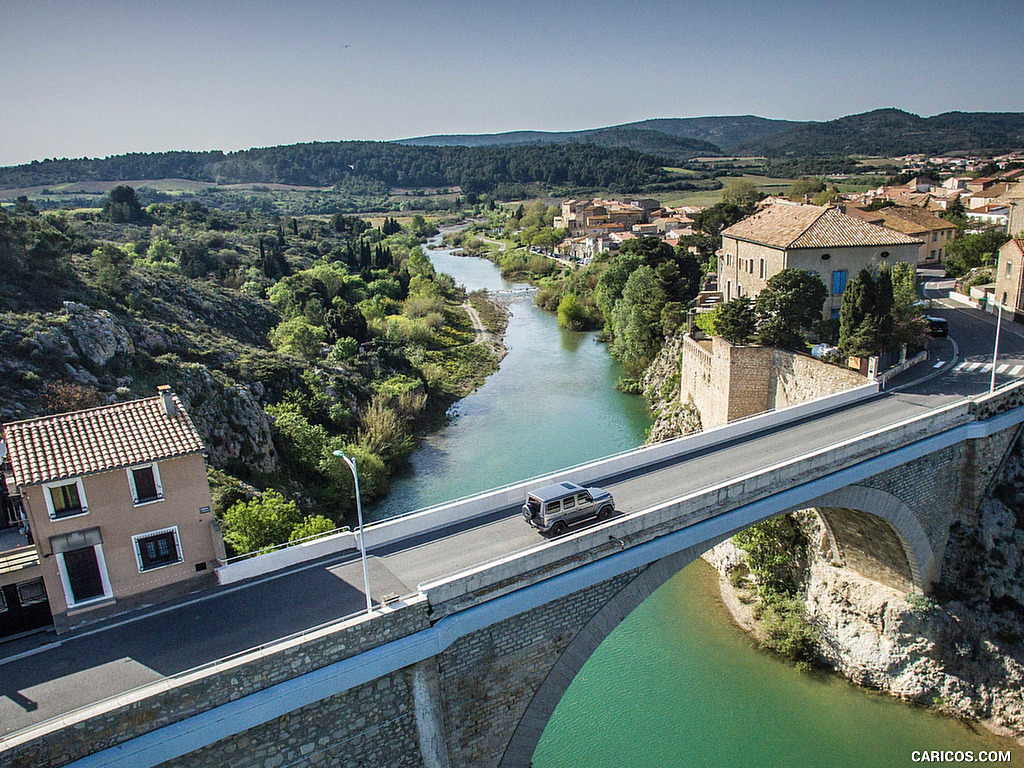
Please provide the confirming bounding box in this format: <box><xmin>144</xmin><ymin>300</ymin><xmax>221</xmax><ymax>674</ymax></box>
<box><xmin>63</xmin><ymin>301</ymin><xmax>134</xmax><ymax>367</ymax></box>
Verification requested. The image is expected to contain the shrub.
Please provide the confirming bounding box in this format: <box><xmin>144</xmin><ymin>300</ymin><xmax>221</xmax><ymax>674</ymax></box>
<box><xmin>222</xmin><ymin>490</ymin><xmax>301</xmax><ymax>555</ymax></box>
<box><xmin>759</xmin><ymin>595</ymin><xmax>818</xmax><ymax>662</ymax></box>
<box><xmin>289</xmin><ymin>515</ymin><xmax>338</xmax><ymax>542</ymax></box>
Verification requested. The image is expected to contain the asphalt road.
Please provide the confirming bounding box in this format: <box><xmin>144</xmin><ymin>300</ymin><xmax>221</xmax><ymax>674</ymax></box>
<box><xmin>2</xmin><ymin>288</ymin><xmax>1023</xmax><ymax>738</ymax></box>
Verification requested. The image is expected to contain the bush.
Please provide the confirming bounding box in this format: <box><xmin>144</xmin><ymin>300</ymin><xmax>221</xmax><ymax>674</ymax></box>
<box><xmin>269</xmin><ymin>317</ymin><xmax>326</xmax><ymax>360</ymax></box>
<box><xmin>222</xmin><ymin>490</ymin><xmax>301</xmax><ymax>555</ymax></box>
<box><xmin>289</xmin><ymin>515</ymin><xmax>338</xmax><ymax>542</ymax></box>
<box><xmin>759</xmin><ymin>595</ymin><xmax>818</xmax><ymax>662</ymax></box>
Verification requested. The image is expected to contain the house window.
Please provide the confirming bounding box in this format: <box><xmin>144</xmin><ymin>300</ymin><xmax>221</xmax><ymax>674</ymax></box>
<box><xmin>133</xmin><ymin>527</ymin><xmax>183</xmax><ymax>572</ymax></box>
<box><xmin>832</xmin><ymin>270</ymin><xmax>848</xmax><ymax>296</ymax></box>
<box><xmin>127</xmin><ymin>464</ymin><xmax>163</xmax><ymax>506</ymax></box>
<box><xmin>16</xmin><ymin>578</ymin><xmax>47</xmax><ymax>606</ymax></box>
<box><xmin>1006</xmin><ymin>261</ymin><xmax>1013</xmax><ymax>278</ymax></box>
<box><xmin>44</xmin><ymin>478</ymin><xmax>87</xmax><ymax>520</ymax></box>
<box><xmin>931</xmin><ymin>250</ymin><xmax>936</xmax><ymax>260</ymax></box>
<box><xmin>933</xmin><ymin>232</ymin><xmax>938</xmax><ymax>241</ymax></box>
<box><xmin>759</xmin><ymin>259</ymin><xmax>766</xmax><ymax>279</ymax></box>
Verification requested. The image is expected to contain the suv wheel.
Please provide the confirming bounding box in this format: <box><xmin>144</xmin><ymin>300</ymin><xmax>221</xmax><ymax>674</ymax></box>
<box><xmin>598</xmin><ymin>505</ymin><xmax>613</xmax><ymax>521</ymax></box>
<box><xmin>550</xmin><ymin>521</ymin><xmax>568</xmax><ymax>537</ymax></box>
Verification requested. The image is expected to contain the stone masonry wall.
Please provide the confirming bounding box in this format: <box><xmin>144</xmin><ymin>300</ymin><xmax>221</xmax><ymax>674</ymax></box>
<box><xmin>770</xmin><ymin>349</ymin><xmax>866</xmax><ymax>409</ymax></box>
<box><xmin>164</xmin><ymin>666</ymin><xmax>423</xmax><ymax>768</ymax></box>
<box><xmin>436</xmin><ymin>570</ymin><xmax>638</xmax><ymax>768</ymax></box>
<box><xmin>0</xmin><ymin>601</ymin><xmax>432</xmax><ymax>768</ymax></box>
<box><xmin>680</xmin><ymin>333</ymin><xmax>866</xmax><ymax>428</ymax></box>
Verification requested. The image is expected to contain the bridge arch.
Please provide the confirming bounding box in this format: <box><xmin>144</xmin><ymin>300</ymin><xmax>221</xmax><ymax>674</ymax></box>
<box><xmin>806</xmin><ymin>484</ymin><xmax>937</xmax><ymax>593</ymax></box>
<box><xmin>499</xmin><ymin>484</ymin><xmax>935</xmax><ymax>768</ymax></box>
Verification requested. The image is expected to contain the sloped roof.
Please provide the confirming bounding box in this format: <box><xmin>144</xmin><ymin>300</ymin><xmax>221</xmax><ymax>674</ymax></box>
<box><xmin>723</xmin><ymin>204</ymin><xmax>921</xmax><ymax>250</ymax></box>
<box><xmin>2</xmin><ymin>394</ymin><xmax>205</xmax><ymax>487</ymax></box>
<box><xmin>877</xmin><ymin>206</ymin><xmax>956</xmax><ymax>233</ymax></box>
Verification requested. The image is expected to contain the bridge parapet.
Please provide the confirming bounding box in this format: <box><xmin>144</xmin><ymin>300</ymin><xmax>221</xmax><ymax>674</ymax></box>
<box><xmin>0</xmin><ymin>598</ymin><xmax>430</xmax><ymax>768</ymax></box>
<box><xmin>423</xmin><ymin>397</ymin><xmax>976</xmax><ymax>614</ymax></box>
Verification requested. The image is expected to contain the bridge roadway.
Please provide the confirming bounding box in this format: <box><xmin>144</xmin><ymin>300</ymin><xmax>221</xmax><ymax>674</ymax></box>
<box><xmin>1</xmin><ymin>310</ymin><xmax>1022</xmax><ymax>741</ymax></box>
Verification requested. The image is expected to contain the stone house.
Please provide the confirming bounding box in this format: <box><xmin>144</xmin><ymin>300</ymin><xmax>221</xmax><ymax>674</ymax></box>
<box><xmin>0</xmin><ymin>386</ymin><xmax>225</xmax><ymax>634</ymax></box>
<box><xmin>844</xmin><ymin>204</ymin><xmax>957</xmax><ymax>265</ymax></box>
<box><xmin>993</xmin><ymin>239</ymin><xmax>1024</xmax><ymax>321</ymax></box>
<box><xmin>717</xmin><ymin>204</ymin><xmax>922</xmax><ymax>319</ymax></box>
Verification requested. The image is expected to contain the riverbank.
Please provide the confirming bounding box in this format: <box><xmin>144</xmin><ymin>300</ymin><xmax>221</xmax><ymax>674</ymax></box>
<box><xmin>704</xmin><ymin>511</ymin><xmax>1024</xmax><ymax>745</ymax></box>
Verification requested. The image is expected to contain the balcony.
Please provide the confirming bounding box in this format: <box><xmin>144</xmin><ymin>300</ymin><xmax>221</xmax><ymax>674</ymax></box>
<box><xmin>0</xmin><ymin>527</ymin><xmax>40</xmax><ymax>575</ymax></box>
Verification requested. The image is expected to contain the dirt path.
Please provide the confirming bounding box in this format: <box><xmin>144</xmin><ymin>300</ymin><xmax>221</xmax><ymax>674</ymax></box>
<box><xmin>462</xmin><ymin>301</ymin><xmax>491</xmax><ymax>346</ymax></box>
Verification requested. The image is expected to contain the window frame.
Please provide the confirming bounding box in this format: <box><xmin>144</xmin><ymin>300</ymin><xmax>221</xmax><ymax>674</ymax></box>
<box><xmin>132</xmin><ymin>526</ymin><xmax>183</xmax><ymax>573</ymax></box>
<box><xmin>126</xmin><ymin>462</ymin><xmax>164</xmax><ymax>507</ymax></box>
<box><xmin>42</xmin><ymin>477</ymin><xmax>88</xmax><ymax>521</ymax></box>
<box><xmin>16</xmin><ymin>578</ymin><xmax>47</xmax><ymax>606</ymax></box>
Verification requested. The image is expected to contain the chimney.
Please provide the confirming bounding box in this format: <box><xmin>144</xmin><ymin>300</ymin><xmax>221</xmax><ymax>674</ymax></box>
<box><xmin>157</xmin><ymin>385</ymin><xmax>177</xmax><ymax>416</ymax></box>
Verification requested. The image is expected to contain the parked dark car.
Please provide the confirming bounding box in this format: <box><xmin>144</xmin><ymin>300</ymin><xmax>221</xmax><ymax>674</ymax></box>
<box><xmin>926</xmin><ymin>316</ymin><xmax>949</xmax><ymax>337</ymax></box>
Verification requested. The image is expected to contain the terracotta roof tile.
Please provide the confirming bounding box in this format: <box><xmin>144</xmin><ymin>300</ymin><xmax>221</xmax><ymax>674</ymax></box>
<box><xmin>723</xmin><ymin>204</ymin><xmax>921</xmax><ymax>250</ymax></box>
<box><xmin>2</xmin><ymin>394</ymin><xmax>205</xmax><ymax>487</ymax></box>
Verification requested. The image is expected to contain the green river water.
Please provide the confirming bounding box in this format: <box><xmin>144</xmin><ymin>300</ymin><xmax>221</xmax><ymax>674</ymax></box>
<box><xmin>371</xmin><ymin>238</ymin><xmax>1017</xmax><ymax>767</ymax></box>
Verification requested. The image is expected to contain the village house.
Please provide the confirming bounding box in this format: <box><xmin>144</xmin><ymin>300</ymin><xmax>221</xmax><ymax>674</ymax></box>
<box><xmin>0</xmin><ymin>386</ymin><xmax>225</xmax><ymax>635</ymax></box>
<box><xmin>993</xmin><ymin>239</ymin><xmax>1024</xmax><ymax>321</ymax></box>
<box><xmin>844</xmin><ymin>204</ymin><xmax>957</xmax><ymax>265</ymax></box>
<box><xmin>718</xmin><ymin>203</ymin><xmax>921</xmax><ymax>319</ymax></box>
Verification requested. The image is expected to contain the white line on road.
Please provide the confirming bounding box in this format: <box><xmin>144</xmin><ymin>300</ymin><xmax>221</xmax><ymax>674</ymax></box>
<box><xmin>933</xmin><ymin>361</ymin><xmax>945</xmax><ymax>368</ymax></box>
<box><xmin>980</xmin><ymin>364</ymin><xmax>993</xmax><ymax>373</ymax></box>
<box><xmin>966</xmin><ymin>362</ymin><xmax>983</xmax><ymax>372</ymax></box>
<box><xmin>998</xmin><ymin>364</ymin><xmax>1010</xmax><ymax>373</ymax></box>
<box><xmin>1013</xmin><ymin>365</ymin><xmax>1024</xmax><ymax>376</ymax></box>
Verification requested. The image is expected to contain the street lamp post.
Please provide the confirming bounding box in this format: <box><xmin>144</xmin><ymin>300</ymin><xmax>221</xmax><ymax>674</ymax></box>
<box><xmin>991</xmin><ymin>301</ymin><xmax>1003</xmax><ymax>393</ymax></box>
<box><xmin>333</xmin><ymin>450</ymin><xmax>373</xmax><ymax>614</ymax></box>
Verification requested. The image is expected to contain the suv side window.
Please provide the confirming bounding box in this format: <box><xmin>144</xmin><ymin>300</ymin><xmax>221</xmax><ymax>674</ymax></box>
<box><xmin>563</xmin><ymin>496</ymin><xmax>575</xmax><ymax>510</ymax></box>
<box><xmin>546</xmin><ymin>500</ymin><xmax>561</xmax><ymax>514</ymax></box>
<box><xmin>578</xmin><ymin>493</ymin><xmax>590</xmax><ymax>505</ymax></box>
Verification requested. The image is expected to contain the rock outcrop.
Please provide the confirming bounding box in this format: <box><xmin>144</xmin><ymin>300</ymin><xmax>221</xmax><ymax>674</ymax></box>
<box><xmin>62</xmin><ymin>301</ymin><xmax>134</xmax><ymax>367</ymax></box>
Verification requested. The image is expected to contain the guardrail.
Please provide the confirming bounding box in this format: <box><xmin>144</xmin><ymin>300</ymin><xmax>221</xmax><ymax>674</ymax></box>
<box><xmin>214</xmin><ymin>380</ymin><xmax>881</xmax><ymax>585</ymax></box>
<box><xmin>420</xmin><ymin>391</ymin><xmax>978</xmax><ymax>606</ymax></box>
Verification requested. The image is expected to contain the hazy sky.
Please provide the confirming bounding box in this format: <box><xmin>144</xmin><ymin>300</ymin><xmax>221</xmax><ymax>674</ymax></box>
<box><xmin>1</xmin><ymin>0</ymin><xmax>1021</xmax><ymax>166</ymax></box>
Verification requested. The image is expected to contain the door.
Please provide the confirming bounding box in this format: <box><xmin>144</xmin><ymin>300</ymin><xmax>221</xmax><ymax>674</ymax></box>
<box><xmin>62</xmin><ymin>546</ymin><xmax>105</xmax><ymax>604</ymax></box>
<box><xmin>0</xmin><ymin>579</ymin><xmax>53</xmax><ymax>637</ymax></box>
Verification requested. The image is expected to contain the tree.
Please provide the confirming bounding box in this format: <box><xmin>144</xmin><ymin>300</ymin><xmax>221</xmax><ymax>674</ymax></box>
<box><xmin>887</xmin><ymin>262</ymin><xmax>926</xmax><ymax>346</ymax></box>
<box><xmin>788</xmin><ymin>178</ymin><xmax>826</xmax><ymax>198</ymax></box>
<box><xmin>716</xmin><ymin>296</ymin><xmax>757</xmax><ymax>345</ymax></box>
<box><xmin>94</xmin><ymin>243</ymin><xmax>132</xmax><ymax>294</ymax></box>
<box><xmin>102</xmin><ymin>185</ymin><xmax>144</xmax><ymax>223</ymax></box>
<box><xmin>838</xmin><ymin>269</ymin><xmax>883</xmax><ymax>357</ymax></box>
<box><xmin>222</xmin><ymin>490</ymin><xmax>301</xmax><ymax>555</ymax></box>
<box><xmin>610</xmin><ymin>265</ymin><xmax>666</xmax><ymax>374</ymax></box>
<box><xmin>721</xmin><ymin>179</ymin><xmax>763</xmax><ymax>207</ymax></box>
<box><xmin>754</xmin><ymin>269</ymin><xmax>827</xmax><ymax>350</ymax></box>
<box><xmin>289</xmin><ymin>515</ymin><xmax>336</xmax><ymax>542</ymax></box>
<box><xmin>944</xmin><ymin>228</ymin><xmax>1010</xmax><ymax>278</ymax></box>
<box><xmin>269</xmin><ymin>317</ymin><xmax>327</xmax><ymax>359</ymax></box>
<box><xmin>557</xmin><ymin>293</ymin><xmax>588</xmax><ymax>330</ymax></box>
<box><xmin>811</xmin><ymin>186</ymin><xmax>841</xmax><ymax>206</ymax></box>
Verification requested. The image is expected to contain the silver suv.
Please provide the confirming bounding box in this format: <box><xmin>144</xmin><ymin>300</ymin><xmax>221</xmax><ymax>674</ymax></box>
<box><xmin>522</xmin><ymin>481</ymin><xmax>615</xmax><ymax>536</ymax></box>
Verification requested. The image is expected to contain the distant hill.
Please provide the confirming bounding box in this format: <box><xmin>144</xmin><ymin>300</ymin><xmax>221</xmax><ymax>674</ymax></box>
<box><xmin>398</xmin><ymin>126</ymin><xmax>722</xmax><ymax>162</ymax></box>
<box><xmin>398</xmin><ymin>115</ymin><xmax>802</xmax><ymax>154</ymax></box>
<box><xmin>0</xmin><ymin>141</ymin><xmax>670</xmax><ymax>194</ymax></box>
<box><xmin>739</xmin><ymin>109</ymin><xmax>1024</xmax><ymax>157</ymax></box>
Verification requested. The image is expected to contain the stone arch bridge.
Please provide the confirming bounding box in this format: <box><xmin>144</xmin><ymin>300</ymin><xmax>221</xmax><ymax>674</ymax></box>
<box><xmin>4</xmin><ymin>384</ymin><xmax>1024</xmax><ymax>768</ymax></box>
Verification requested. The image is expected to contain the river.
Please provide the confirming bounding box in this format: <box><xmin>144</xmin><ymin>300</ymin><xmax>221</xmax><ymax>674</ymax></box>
<box><xmin>373</xmin><ymin>237</ymin><xmax>1016</xmax><ymax>767</ymax></box>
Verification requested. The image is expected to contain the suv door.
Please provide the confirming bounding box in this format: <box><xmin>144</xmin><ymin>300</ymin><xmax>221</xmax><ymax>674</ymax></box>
<box><xmin>561</xmin><ymin>494</ymin><xmax>580</xmax><ymax>523</ymax></box>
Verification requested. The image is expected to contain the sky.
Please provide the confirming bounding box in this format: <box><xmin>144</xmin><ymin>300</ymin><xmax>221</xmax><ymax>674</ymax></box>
<box><xmin>1</xmin><ymin>0</ymin><xmax>1021</xmax><ymax>167</ymax></box>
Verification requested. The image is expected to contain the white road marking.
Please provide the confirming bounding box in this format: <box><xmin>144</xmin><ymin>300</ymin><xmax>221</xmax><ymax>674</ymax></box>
<box><xmin>933</xmin><ymin>361</ymin><xmax>945</xmax><ymax>368</ymax></box>
<box><xmin>954</xmin><ymin>361</ymin><xmax>969</xmax><ymax>371</ymax></box>
<box><xmin>980</xmin><ymin>364</ymin><xmax>993</xmax><ymax>373</ymax></box>
<box><xmin>1012</xmin><ymin>365</ymin><xmax>1024</xmax><ymax>376</ymax></box>
<box><xmin>966</xmin><ymin>362</ymin><xmax>983</xmax><ymax>372</ymax></box>
<box><xmin>998</xmin><ymin>364</ymin><xmax>1010</xmax><ymax>373</ymax></box>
